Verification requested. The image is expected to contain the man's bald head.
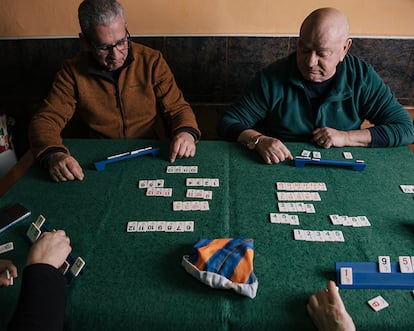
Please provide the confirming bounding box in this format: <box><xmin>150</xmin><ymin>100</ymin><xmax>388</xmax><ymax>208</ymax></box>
<box><xmin>296</xmin><ymin>8</ymin><xmax>352</xmax><ymax>82</ymax></box>
<box><xmin>300</xmin><ymin>8</ymin><xmax>350</xmax><ymax>46</ymax></box>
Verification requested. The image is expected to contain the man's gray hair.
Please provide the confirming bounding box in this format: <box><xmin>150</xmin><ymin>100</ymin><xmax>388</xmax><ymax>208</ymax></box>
<box><xmin>78</xmin><ymin>0</ymin><xmax>125</xmax><ymax>39</ymax></box>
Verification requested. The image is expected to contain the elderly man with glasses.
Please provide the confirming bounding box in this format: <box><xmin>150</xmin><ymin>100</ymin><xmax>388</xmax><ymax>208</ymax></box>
<box><xmin>29</xmin><ymin>0</ymin><xmax>201</xmax><ymax>182</ymax></box>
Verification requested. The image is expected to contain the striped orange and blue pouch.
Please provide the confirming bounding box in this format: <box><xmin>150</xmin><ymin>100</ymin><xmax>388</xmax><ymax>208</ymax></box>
<box><xmin>182</xmin><ymin>238</ymin><xmax>258</xmax><ymax>298</ymax></box>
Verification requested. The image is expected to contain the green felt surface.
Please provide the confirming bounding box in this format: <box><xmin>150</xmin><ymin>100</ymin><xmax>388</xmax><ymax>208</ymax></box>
<box><xmin>0</xmin><ymin>139</ymin><xmax>413</xmax><ymax>330</ymax></box>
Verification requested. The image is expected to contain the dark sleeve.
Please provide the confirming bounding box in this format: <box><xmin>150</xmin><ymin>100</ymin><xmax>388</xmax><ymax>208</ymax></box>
<box><xmin>8</xmin><ymin>264</ymin><xmax>67</xmax><ymax>331</ymax></box>
<box><xmin>368</xmin><ymin>126</ymin><xmax>390</xmax><ymax>147</ymax></box>
<box><xmin>174</xmin><ymin>127</ymin><xmax>201</xmax><ymax>142</ymax></box>
<box><xmin>221</xmin><ymin>123</ymin><xmax>249</xmax><ymax>141</ymax></box>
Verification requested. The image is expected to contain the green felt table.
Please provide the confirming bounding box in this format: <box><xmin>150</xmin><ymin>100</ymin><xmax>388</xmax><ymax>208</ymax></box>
<box><xmin>0</xmin><ymin>139</ymin><xmax>413</xmax><ymax>330</ymax></box>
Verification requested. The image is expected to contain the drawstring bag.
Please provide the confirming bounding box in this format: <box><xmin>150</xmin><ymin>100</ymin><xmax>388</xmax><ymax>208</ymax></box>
<box><xmin>182</xmin><ymin>238</ymin><xmax>258</xmax><ymax>298</ymax></box>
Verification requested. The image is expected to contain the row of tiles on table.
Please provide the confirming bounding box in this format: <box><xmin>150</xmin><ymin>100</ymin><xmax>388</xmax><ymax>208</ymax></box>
<box><xmin>1</xmin><ymin>36</ymin><xmax>414</xmax><ymax>104</ymax></box>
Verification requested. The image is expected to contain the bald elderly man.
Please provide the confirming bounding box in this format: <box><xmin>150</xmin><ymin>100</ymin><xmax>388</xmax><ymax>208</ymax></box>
<box><xmin>219</xmin><ymin>7</ymin><xmax>414</xmax><ymax>164</ymax></box>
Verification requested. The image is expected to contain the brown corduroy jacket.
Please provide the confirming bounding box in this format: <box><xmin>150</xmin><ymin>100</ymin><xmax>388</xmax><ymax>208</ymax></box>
<box><xmin>29</xmin><ymin>42</ymin><xmax>200</xmax><ymax>159</ymax></box>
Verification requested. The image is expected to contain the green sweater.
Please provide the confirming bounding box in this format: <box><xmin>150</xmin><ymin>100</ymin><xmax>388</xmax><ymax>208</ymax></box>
<box><xmin>220</xmin><ymin>53</ymin><xmax>414</xmax><ymax>147</ymax></box>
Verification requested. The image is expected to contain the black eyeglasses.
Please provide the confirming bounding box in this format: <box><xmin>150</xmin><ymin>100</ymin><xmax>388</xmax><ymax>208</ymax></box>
<box><xmin>93</xmin><ymin>30</ymin><xmax>130</xmax><ymax>55</ymax></box>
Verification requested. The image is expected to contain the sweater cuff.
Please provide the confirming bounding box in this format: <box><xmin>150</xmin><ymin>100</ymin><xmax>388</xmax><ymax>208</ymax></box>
<box><xmin>38</xmin><ymin>147</ymin><xmax>68</xmax><ymax>169</ymax></box>
<box><xmin>368</xmin><ymin>126</ymin><xmax>390</xmax><ymax>148</ymax></box>
<box><xmin>174</xmin><ymin>127</ymin><xmax>200</xmax><ymax>142</ymax></box>
<box><xmin>223</xmin><ymin>123</ymin><xmax>249</xmax><ymax>141</ymax></box>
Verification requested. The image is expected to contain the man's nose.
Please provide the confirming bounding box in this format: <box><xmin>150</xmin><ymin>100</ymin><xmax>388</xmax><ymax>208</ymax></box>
<box><xmin>305</xmin><ymin>51</ymin><xmax>318</xmax><ymax>67</ymax></box>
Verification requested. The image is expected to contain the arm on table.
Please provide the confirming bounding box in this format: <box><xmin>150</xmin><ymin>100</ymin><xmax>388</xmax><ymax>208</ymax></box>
<box><xmin>7</xmin><ymin>231</ymin><xmax>71</xmax><ymax>331</ymax></box>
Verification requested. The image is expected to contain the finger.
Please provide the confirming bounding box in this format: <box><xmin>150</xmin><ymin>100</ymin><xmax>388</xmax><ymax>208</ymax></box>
<box><xmin>186</xmin><ymin>144</ymin><xmax>196</xmax><ymax>158</ymax></box>
<box><xmin>312</xmin><ymin>128</ymin><xmax>322</xmax><ymax>135</ymax></box>
<box><xmin>174</xmin><ymin>145</ymin><xmax>186</xmax><ymax>160</ymax></box>
<box><xmin>281</xmin><ymin>146</ymin><xmax>293</xmax><ymax>160</ymax></box>
<box><xmin>59</xmin><ymin>166</ymin><xmax>75</xmax><ymax>181</ymax></box>
<box><xmin>0</xmin><ymin>278</ymin><xmax>11</xmax><ymax>287</ymax></box>
<box><xmin>327</xmin><ymin>280</ymin><xmax>343</xmax><ymax>307</ymax></box>
<box><xmin>50</xmin><ymin>171</ymin><xmax>67</xmax><ymax>183</ymax></box>
<box><xmin>0</xmin><ymin>270</ymin><xmax>14</xmax><ymax>286</ymax></box>
<box><xmin>7</xmin><ymin>264</ymin><xmax>18</xmax><ymax>278</ymax></box>
<box><xmin>323</xmin><ymin>141</ymin><xmax>332</xmax><ymax>149</ymax></box>
<box><xmin>179</xmin><ymin>145</ymin><xmax>191</xmax><ymax>159</ymax></box>
<box><xmin>307</xmin><ymin>293</ymin><xmax>319</xmax><ymax>310</ymax></box>
<box><xmin>275</xmin><ymin>147</ymin><xmax>292</xmax><ymax>163</ymax></box>
<box><xmin>67</xmin><ymin>163</ymin><xmax>84</xmax><ymax>181</ymax></box>
<box><xmin>269</xmin><ymin>153</ymin><xmax>281</xmax><ymax>164</ymax></box>
<box><xmin>262</xmin><ymin>154</ymin><xmax>272</xmax><ymax>164</ymax></box>
<box><xmin>52</xmin><ymin>229</ymin><xmax>67</xmax><ymax>237</ymax></box>
<box><xmin>169</xmin><ymin>143</ymin><xmax>180</xmax><ymax>163</ymax></box>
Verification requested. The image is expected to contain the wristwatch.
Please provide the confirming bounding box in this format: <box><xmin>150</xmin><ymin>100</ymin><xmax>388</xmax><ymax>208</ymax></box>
<box><xmin>246</xmin><ymin>134</ymin><xmax>263</xmax><ymax>150</ymax></box>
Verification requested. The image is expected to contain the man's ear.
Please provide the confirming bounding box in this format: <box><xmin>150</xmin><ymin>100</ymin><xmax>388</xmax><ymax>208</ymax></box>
<box><xmin>344</xmin><ymin>38</ymin><xmax>353</xmax><ymax>52</ymax></box>
<box><xmin>340</xmin><ymin>38</ymin><xmax>352</xmax><ymax>61</ymax></box>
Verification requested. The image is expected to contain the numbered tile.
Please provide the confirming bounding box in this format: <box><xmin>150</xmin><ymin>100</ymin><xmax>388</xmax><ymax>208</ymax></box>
<box><xmin>342</xmin><ymin>216</ymin><xmax>353</xmax><ymax>227</ymax></box>
<box><xmin>305</xmin><ymin>204</ymin><xmax>315</xmax><ymax>214</ymax></box>
<box><xmin>203</xmin><ymin>190</ymin><xmax>213</xmax><ymax>200</ymax></box>
<box><xmin>202</xmin><ymin>178</ymin><xmax>211</xmax><ymax>186</ymax></box>
<box><xmin>138</xmin><ymin>180</ymin><xmax>148</xmax><ymax>188</ymax></box>
<box><xmin>156</xmin><ymin>222</ymin><xmax>166</xmax><ymax>232</ymax></box>
<box><xmin>351</xmin><ymin>216</ymin><xmax>363</xmax><ymax>227</ymax></box>
<box><xmin>293</xmin><ymin>229</ymin><xmax>306</xmax><ymax>241</ymax></box>
<box><xmin>210</xmin><ymin>178</ymin><xmax>220</xmax><ymax>187</ymax></box>
<box><xmin>269</xmin><ymin>213</ymin><xmax>279</xmax><ymax>224</ymax></box>
<box><xmin>305</xmin><ymin>230</ymin><xmax>314</xmax><ymax>242</ymax></box>
<box><xmin>165</xmin><ymin>222</ymin><xmax>175</xmax><ymax>232</ymax></box>
<box><xmin>323</xmin><ymin>230</ymin><xmax>335</xmax><ymax>242</ymax></box>
<box><xmin>126</xmin><ymin>221</ymin><xmax>138</xmax><ymax>232</ymax></box>
<box><xmin>278</xmin><ymin>203</ymin><xmax>288</xmax><ymax>212</ymax></box>
<box><xmin>357</xmin><ymin>216</ymin><xmax>371</xmax><ymax>227</ymax></box>
<box><xmin>182</xmin><ymin>201</ymin><xmax>192</xmax><ymax>211</ymax></box>
<box><xmin>289</xmin><ymin>215</ymin><xmax>300</xmax><ymax>225</ymax></box>
<box><xmin>136</xmin><ymin>222</ymin><xmax>148</xmax><ymax>232</ymax></box>
<box><xmin>333</xmin><ymin>231</ymin><xmax>345</xmax><ymax>242</ymax></box>
<box><xmin>312</xmin><ymin>231</ymin><xmax>325</xmax><ymax>242</ymax></box>
<box><xmin>301</xmin><ymin>150</ymin><xmax>311</xmax><ymax>157</ymax></box>
<box><xmin>399</xmin><ymin>185</ymin><xmax>414</xmax><ymax>193</ymax></box>
<box><xmin>189</xmin><ymin>166</ymin><xmax>198</xmax><ymax>173</ymax></box>
<box><xmin>367</xmin><ymin>295</ymin><xmax>389</xmax><ymax>312</ymax></box>
<box><xmin>343</xmin><ymin>152</ymin><xmax>353</xmax><ymax>159</ymax></box>
<box><xmin>329</xmin><ymin>215</ymin><xmax>342</xmax><ymax>225</ymax></box>
<box><xmin>26</xmin><ymin>223</ymin><xmax>41</xmax><ymax>243</ymax></box>
<box><xmin>200</xmin><ymin>201</ymin><xmax>210</xmax><ymax>211</ymax></box>
<box><xmin>0</xmin><ymin>242</ymin><xmax>14</xmax><ymax>254</ymax></box>
<box><xmin>340</xmin><ymin>267</ymin><xmax>353</xmax><ymax>285</ymax></box>
<box><xmin>184</xmin><ymin>221</ymin><xmax>194</xmax><ymax>232</ymax></box>
<box><xmin>378</xmin><ymin>256</ymin><xmax>391</xmax><ymax>273</ymax></box>
<box><xmin>70</xmin><ymin>257</ymin><xmax>86</xmax><ymax>277</ymax></box>
<box><xmin>34</xmin><ymin>215</ymin><xmax>46</xmax><ymax>228</ymax></box>
<box><xmin>58</xmin><ymin>260</ymin><xmax>70</xmax><ymax>275</ymax></box>
<box><xmin>191</xmin><ymin>201</ymin><xmax>201</xmax><ymax>211</ymax></box>
<box><xmin>155</xmin><ymin>179</ymin><xmax>164</xmax><ymax>187</ymax></box>
<box><xmin>146</xmin><ymin>222</ymin><xmax>156</xmax><ymax>232</ymax></box>
<box><xmin>295</xmin><ymin>203</ymin><xmax>306</xmax><ymax>212</ymax></box>
<box><xmin>174</xmin><ymin>222</ymin><xmax>185</xmax><ymax>232</ymax></box>
<box><xmin>399</xmin><ymin>256</ymin><xmax>414</xmax><ymax>273</ymax></box>
<box><xmin>173</xmin><ymin>201</ymin><xmax>183</xmax><ymax>211</ymax></box>
<box><xmin>312</xmin><ymin>151</ymin><xmax>321</xmax><ymax>159</ymax></box>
